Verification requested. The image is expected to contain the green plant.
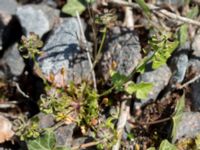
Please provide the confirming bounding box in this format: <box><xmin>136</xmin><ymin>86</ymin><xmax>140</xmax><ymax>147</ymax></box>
<box><xmin>102</xmin><ymin>34</ymin><xmax>179</xmax><ymax>100</ymax></box>
<box><xmin>13</xmin><ymin>115</ymin><xmax>41</xmax><ymax>141</ymax></box>
<box><xmin>40</xmin><ymin>82</ymin><xmax>99</xmax><ymax>126</ymax></box>
<box><xmin>18</xmin><ymin>32</ymin><xmax>43</xmax><ymax>60</ymax></box>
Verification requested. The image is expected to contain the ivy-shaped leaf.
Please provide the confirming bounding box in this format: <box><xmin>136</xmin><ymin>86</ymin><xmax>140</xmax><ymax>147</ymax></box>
<box><xmin>172</xmin><ymin>94</ymin><xmax>185</xmax><ymax>141</ymax></box>
<box><xmin>62</xmin><ymin>0</ymin><xmax>95</xmax><ymax>16</ymax></box>
<box><xmin>125</xmin><ymin>81</ymin><xmax>153</xmax><ymax>100</ymax></box>
<box><xmin>27</xmin><ymin>130</ymin><xmax>69</xmax><ymax>150</ymax></box>
<box><xmin>110</xmin><ymin>70</ymin><xmax>128</xmax><ymax>92</ymax></box>
<box><xmin>159</xmin><ymin>139</ymin><xmax>177</xmax><ymax>150</ymax></box>
<box><xmin>27</xmin><ymin>130</ymin><xmax>56</xmax><ymax>150</ymax></box>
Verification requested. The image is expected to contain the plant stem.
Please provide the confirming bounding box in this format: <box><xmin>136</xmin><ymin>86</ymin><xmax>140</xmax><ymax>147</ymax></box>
<box><xmin>93</xmin><ymin>27</ymin><xmax>107</xmax><ymax>68</ymax></box>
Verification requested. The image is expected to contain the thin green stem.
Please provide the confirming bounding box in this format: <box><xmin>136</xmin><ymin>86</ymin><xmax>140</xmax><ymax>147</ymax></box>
<box><xmin>93</xmin><ymin>27</ymin><xmax>107</xmax><ymax>69</ymax></box>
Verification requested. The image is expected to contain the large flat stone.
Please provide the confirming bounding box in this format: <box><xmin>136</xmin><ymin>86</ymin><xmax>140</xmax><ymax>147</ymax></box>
<box><xmin>38</xmin><ymin>18</ymin><xmax>92</xmax><ymax>86</ymax></box>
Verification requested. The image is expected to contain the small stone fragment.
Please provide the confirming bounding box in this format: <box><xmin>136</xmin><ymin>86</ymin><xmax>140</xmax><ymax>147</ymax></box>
<box><xmin>173</xmin><ymin>112</ymin><xmax>200</xmax><ymax>143</ymax></box>
<box><xmin>192</xmin><ymin>32</ymin><xmax>200</xmax><ymax>57</ymax></box>
<box><xmin>55</xmin><ymin>124</ymin><xmax>76</xmax><ymax>147</ymax></box>
<box><xmin>169</xmin><ymin>42</ymin><xmax>190</xmax><ymax>85</ymax></box>
<box><xmin>16</xmin><ymin>4</ymin><xmax>59</xmax><ymax>37</ymax></box>
<box><xmin>3</xmin><ymin>44</ymin><xmax>25</xmax><ymax>76</ymax></box>
<box><xmin>37</xmin><ymin>113</ymin><xmax>55</xmax><ymax>129</ymax></box>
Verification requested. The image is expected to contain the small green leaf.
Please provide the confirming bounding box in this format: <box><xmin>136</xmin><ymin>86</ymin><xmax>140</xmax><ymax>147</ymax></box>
<box><xmin>110</xmin><ymin>70</ymin><xmax>128</xmax><ymax>92</ymax></box>
<box><xmin>27</xmin><ymin>130</ymin><xmax>56</xmax><ymax>150</ymax></box>
<box><xmin>172</xmin><ymin>94</ymin><xmax>185</xmax><ymax>141</ymax></box>
<box><xmin>125</xmin><ymin>81</ymin><xmax>153</xmax><ymax>100</ymax></box>
<box><xmin>135</xmin><ymin>0</ymin><xmax>151</xmax><ymax>17</ymax></box>
<box><xmin>135</xmin><ymin>82</ymin><xmax>153</xmax><ymax>100</ymax></box>
<box><xmin>159</xmin><ymin>140</ymin><xmax>177</xmax><ymax>150</ymax></box>
<box><xmin>62</xmin><ymin>0</ymin><xmax>96</xmax><ymax>16</ymax></box>
<box><xmin>125</xmin><ymin>81</ymin><xmax>137</xmax><ymax>94</ymax></box>
<box><xmin>62</xmin><ymin>0</ymin><xmax>86</xmax><ymax>16</ymax></box>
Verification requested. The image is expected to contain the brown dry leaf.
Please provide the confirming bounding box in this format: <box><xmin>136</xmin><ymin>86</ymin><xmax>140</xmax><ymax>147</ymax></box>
<box><xmin>0</xmin><ymin>115</ymin><xmax>14</xmax><ymax>143</ymax></box>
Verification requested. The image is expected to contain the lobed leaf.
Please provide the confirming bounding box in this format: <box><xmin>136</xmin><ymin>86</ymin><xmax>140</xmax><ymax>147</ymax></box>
<box><xmin>27</xmin><ymin>130</ymin><xmax>56</xmax><ymax>150</ymax></box>
<box><xmin>159</xmin><ymin>139</ymin><xmax>177</xmax><ymax>150</ymax></box>
<box><xmin>125</xmin><ymin>81</ymin><xmax>153</xmax><ymax>100</ymax></box>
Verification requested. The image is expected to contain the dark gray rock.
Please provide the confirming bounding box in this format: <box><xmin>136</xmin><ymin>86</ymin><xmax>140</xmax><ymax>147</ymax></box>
<box><xmin>16</xmin><ymin>4</ymin><xmax>59</xmax><ymax>37</ymax></box>
<box><xmin>136</xmin><ymin>64</ymin><xmax>171</xmax><ymax>104</ymax></box>
<box><xmin>55</xmin><ymin>124</ymin><xmax>76</xmax><ymax>147</ymax></box>
<box><xmin>38</xmin><ymin>18</ymin><xmax>92</xmax><ymax>86</ymax></box>
<box><xmin>190</xmin><ymin>78</ymin><xmax>200</xmax><ymax>111</ymax></box>
<box><xmin>99</xmin><ymin>27</ymin><xmax>141</xmax><ymax>81</ymax></box>
<box><xmin>169</xmin><ymin>42</ymin><xmax>190</xmax><ymax>86</ymax></box>
<box><xmin>0</xmin><ymin>43</ymin><xmax>25</xmax><ymax>79</ymax></box>
<box><xmin>37</xmin><ymin>113</ymin><xmax>54</xmax><ymax>128</ymax></box>
<box><xmin>173</xmin><ymin>112</ymin><xmax>200</xmax><ymax>143</ymax></box>
<box><xmin>188</xmin><ymin>59</ymin><xmax>200</xmax><ymax>111</ymax></box>
<box><xmin>0</xmin><ymin>0</ymin><xmax>18</xmax><ymax>15</ymax></box>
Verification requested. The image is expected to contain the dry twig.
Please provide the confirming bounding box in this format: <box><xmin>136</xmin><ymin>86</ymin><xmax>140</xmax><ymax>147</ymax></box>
<box><xmin>109</xmin><ymin>0</ymin><xmax>200</xmax><ymax>26</ymax></box>
<box><xmin>178</xmin><ymin>73</ymin><xmax>200</xmax><ymax>89</ymax></box>
<box><xmin>76</xmin><ymin>12</ymin><xmax>97</xmax><ymax>91</ymax></box>
<box><xmin>14</xmin><ymin>82</ymin><xmax>29</xmax><ymax>98</ymax></box>
<box><xmin>112</xmin><ymin>98</ymin><xmax>130</xmax><ymax>150</ymax></box>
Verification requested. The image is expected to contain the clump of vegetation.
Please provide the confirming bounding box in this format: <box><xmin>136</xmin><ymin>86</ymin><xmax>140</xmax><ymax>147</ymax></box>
<box><xmin>40</xmin><ymin>82</ymin><xmax>99</xmax><ymax>126</ymax></box>
<box><xmin>18</xmin><ymin>32</ymin><xmax>43</xmax><ymax>60</ymax></box>
<box><xmin>8</xmin><ymin>0</ymin><xmax>200</xmax><ymax>149</ymax></box>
